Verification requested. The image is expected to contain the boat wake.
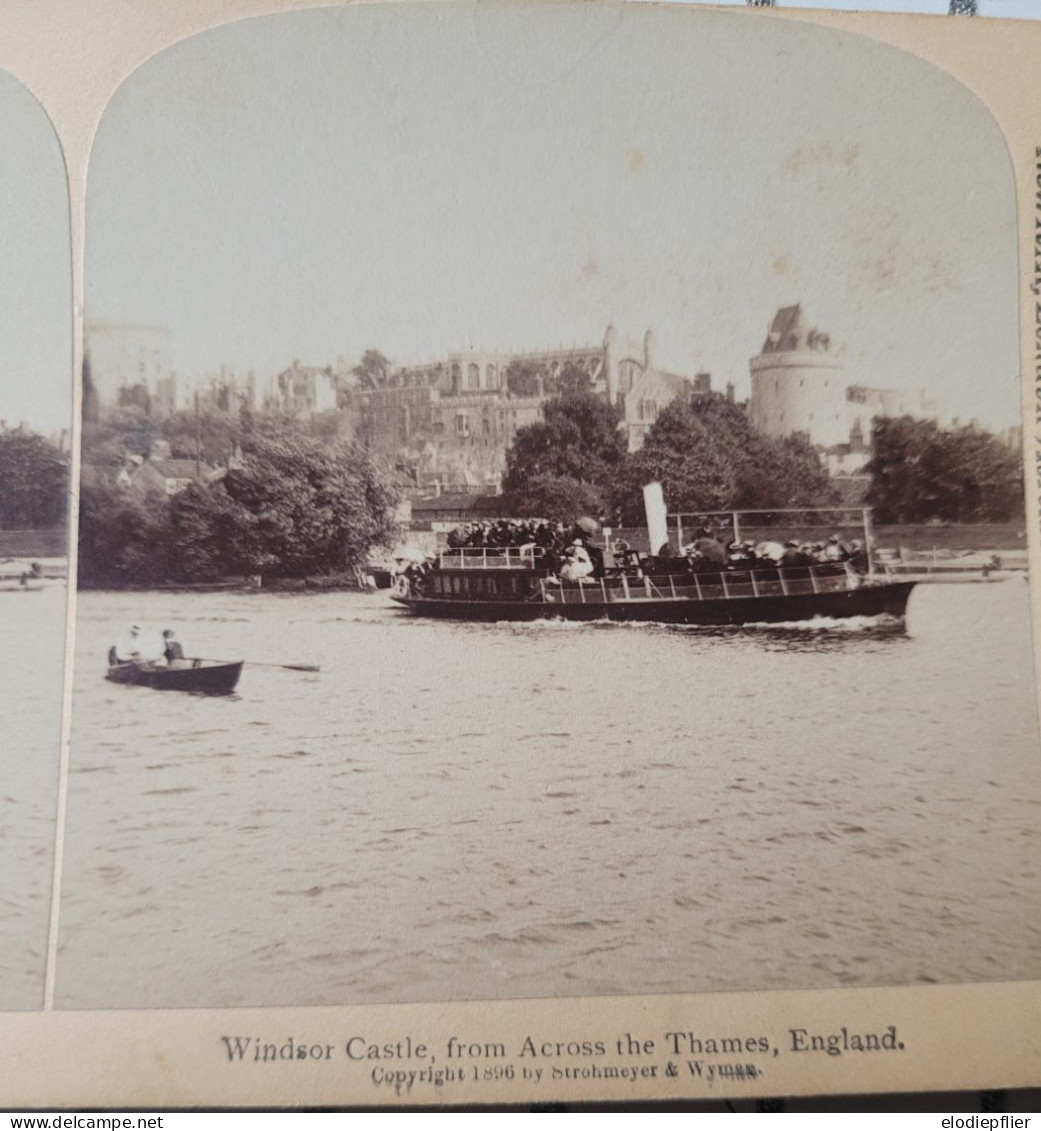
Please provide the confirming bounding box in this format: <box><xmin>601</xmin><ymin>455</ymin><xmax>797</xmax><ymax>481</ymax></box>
<box><xmin>499</xmin><ymin>613</ymin><xmax>907</xmax><ymax>635</ymax></box>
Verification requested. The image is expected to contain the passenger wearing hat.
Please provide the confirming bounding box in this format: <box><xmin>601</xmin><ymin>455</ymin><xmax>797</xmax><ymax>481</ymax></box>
<box><xmin>690</xmin><ymin>529</ymin><xmax>726</xmax><ymax>570</ymax></box>
<box><xmin>112</xmin><ymin>624</ymin><xmax>165</xmax><ymax>665</ymax></box>
<box><xmin>112</xmin><ymin>624</ymin><xmax>143</xmax><ymax>664</ymax></box>
<box><xmin>779</xmin><ymin>540</ymin><xmax>814</xmax><ymax>570</ymax></box>
<box><xmin>847</xmin><ymin>539</ymin><xmax>870</xmax><ymax>574</ymax></box>
<box><xmin>559</xmin><ymin>540</ymin><xmax>594</xmax><ymax>582</ymax></box>
<box><xmin>573</xmin><ymin>521</ymin><xmax>605</xmax><ymax>578</ymax></box>
<box><xmin>824</xmin><ymin>534</ymin><xmax>851</xmax><ymax>563</ymax></box>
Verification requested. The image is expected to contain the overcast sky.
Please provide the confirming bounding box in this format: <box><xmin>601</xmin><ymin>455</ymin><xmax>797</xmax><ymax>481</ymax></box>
<box><xmin>0</xmin><ymin>71</ymin><xmax>70</xmax><ymax>437</ymax></box>
<box><xmin>86</xmin><ymin>3</ymin><xmax>1021</xmax><ymax>429</ymax></box>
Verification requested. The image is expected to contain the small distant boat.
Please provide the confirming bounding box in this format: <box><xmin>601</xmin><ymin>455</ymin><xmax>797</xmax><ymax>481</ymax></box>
<box><xmin>365</xmin><ymin>567</ymin><xmax>394</xmax><ymax>590</ymax></box>
<box><xmin>106</xmin><ymin>659</ymin><xmax>243</xmax><ymax>696</ymax></box>
<box><xmin>0</xmin><ymin>562</ymin><xmax>48</xmax><ymax>591</ymax></box>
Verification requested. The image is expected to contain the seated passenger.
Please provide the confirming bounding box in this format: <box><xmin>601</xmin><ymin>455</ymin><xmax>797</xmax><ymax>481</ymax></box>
<box><xmin>559</xmin><ymin>540</ymin><xmax>594</xmax><ymax>582</ymax></box>
<box><xmin>692</xmin><ymin>529</ymin><xmax>726</xmax><ymax>568</ymax></box>
<box><xmin>847</xmin><ymin>539</ymin><xmax>870</xmax><ymax>574</ymax></box>
<box><xmin>113</xmin><ymin>624</ymin><xmax>164</xmax><ymax>664</ymax></box>
<box><xmin>582</xmin><ymin>539</ymin><xmax>605</xmax><ymax>578</ymax></box>
<box><xmin>779</xmin><ymin>540</ymin><xmax>814</xmax><ymax>570</ymax></box>
<box><xmin>824</xmin><ymin>534</ymin><xmax>851</xmax><ymax>562</ymax></box>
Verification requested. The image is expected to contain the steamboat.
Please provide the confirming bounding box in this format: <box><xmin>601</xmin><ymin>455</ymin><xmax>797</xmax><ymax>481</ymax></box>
<box><xmin>390</xmin><ymin>506</ymin><xmax>917</xmax><ymax>626</ymax></box>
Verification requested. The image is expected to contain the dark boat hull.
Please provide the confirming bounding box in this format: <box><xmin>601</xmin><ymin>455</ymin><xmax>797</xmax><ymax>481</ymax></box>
<box><xmin>392</xmin><ymin>581</ymin><xmax>916</xmax><ymax>625</ymax></box>
<box><xmin>106</xmin><ymin>660</ymin><xmax>243</xmax><ymax>695</ymax></box>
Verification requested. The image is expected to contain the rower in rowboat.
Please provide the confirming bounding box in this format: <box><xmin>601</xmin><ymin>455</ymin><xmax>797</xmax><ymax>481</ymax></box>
<box><xmin>161</xmin><ymin>628</ymin><xmax>192</xmax><ymax>668</ymax></box>
<box><xmin>108</xmin><ymin>625</ymin><xmax>190</xmax><ymax>668</ymax></box>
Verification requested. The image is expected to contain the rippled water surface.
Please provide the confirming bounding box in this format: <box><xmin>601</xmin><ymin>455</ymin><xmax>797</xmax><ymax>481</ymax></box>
<box><xmin>1</xmin><ymin>583</ymin><xmax>66</xmax><ymax>1009</ymax></box>
<box><xmin>54</xmin><ymin>580</ymin><xmax>1041</xmax><ymax>1008</ymax></box>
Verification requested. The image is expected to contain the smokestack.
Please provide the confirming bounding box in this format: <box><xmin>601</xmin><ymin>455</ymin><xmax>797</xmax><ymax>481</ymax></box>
<box><xmin>643</xmin><ymin>481</ymin><xmax>668</xmax><ymax>557</ymax></box>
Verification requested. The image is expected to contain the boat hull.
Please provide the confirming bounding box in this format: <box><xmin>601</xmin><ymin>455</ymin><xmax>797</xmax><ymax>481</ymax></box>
<box><xmin>106</xmin><ymin>660</ymin><xmax>244</xmax><ymax>695</ymax></box>
<box><xmin>391</xmin><ymin>580</ymin><xmax>916</xmax><ymax>625</ymax></box>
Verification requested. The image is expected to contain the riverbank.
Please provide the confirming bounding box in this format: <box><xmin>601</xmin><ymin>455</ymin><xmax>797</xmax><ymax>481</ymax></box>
<box><xmin>76</xmin><ymin>570</ymin><xmax>371</xmax><ymax>593</ymax></box>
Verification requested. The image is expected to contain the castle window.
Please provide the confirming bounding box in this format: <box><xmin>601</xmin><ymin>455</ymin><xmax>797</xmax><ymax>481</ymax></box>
<box><xmin>456</xmin><ymin>411</ymin><xmax>470</xmax><ymax>437</ymax></box>
<box><xmin>468</xmin><ymin>363</ymin><xmax>480</xmax><ymax>390</ymax></box>
<box><xmin>640</xmin><ymin>400</ymin><xmax>659</xmax><ymax>423</ymax></box>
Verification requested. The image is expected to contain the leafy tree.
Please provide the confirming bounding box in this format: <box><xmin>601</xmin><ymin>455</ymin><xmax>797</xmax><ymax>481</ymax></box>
<box><xmin>504</xmin><ymin>360</ymin><xmax>593</xmax><ymax>400</ymax></box>
<box><xmin>611</xmin><ymin>396</ymin><xmax>835</xmax><ymax>524</ymax></box>
<box><xmin>506</xmin><ymin>360</ymin><xmax>541</xmax><ymax>398</ymax></box>
<box><xmin>352</xmin><ymin>349</ymin><xmax>390</xmax><ymax>390</ymax></box>
<box><xmin>503</xmin><ymin>391</ymin><xmax>625</xmax><ymax>520</ymax></box>
<box><xmin>118</xmin><ymin>383</ymin><xmax>152</xmax><ymax>415</ymax></box>
<box><xmin>163</xmin><ymin>481</ymin><xmax>255</xmax><ymax>581</ymax></box>
<box><xmin>78</xmin><ymin>483</ymin><xmax>169</xmax><ymax>587</ymax></box>
<box><xmin>78</xmin><ymin>435</ymin><xmax>400</xmax><ymax>586</ymax></box>
<box><xmin>866</xmin><ymin>416</ymin><xmax>1022</xmax><ymax>523</ymax></box>
<box><xmin>949</xmin><ymin>0</ymin><xmax>976</xmax><ymax>13</ymax></box>
<box><xmin>509</xmin><ymin>473</ymin><xmax>607</xmax><ymax>524</ymax></box>
<box><xmin>160</xmin><ymin>409</ymin><xmax>242</xmax><ymax>463</ymax></box>
<box><xmin>0</xmin><ymin>426</ymin><xmax>68</xmax><ymax>529</ymax></box>
<box><xmin>555</xmin><ymin>361</ymin><xmax>594</xmax><ymax>398</ymax></box>
<box><xmin>82</xmin><ymin>402</ymin><xmax>154</xmax><ymax>460</ymax></box>
<box><xmin>211</xmin><ymin>438</ymin><xmax>386</xmax><ymax>577</ymax></box>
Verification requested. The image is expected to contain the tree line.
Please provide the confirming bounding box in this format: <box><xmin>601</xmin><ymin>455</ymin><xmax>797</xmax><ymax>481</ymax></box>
<box><xmin>500</xmin><ymin>390</ymin><xmax>1024</xmax><ymax>528</ymax></box>
<box><xmin>79</xmin><ymin>427</ymin><xmax>397</xmax><ymax>588</ymax></box>
<box><xmin>76</xmin><ymin>383</ymin><xmax>1024</xmax><ymax>587</ymax></box>
<box><xmin>503</xmin><ymin>391</ymin><xmax>834</xmax><ymax>525</ymax></box>
<box><xmin>0</xmin><ymin>425</ymin><xmax>68</xmax><ymax>530</ymax></box>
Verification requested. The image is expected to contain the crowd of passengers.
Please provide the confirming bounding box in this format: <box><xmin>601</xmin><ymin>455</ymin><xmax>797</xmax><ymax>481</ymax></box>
<box><xmin>663</xmin><ymin>529</ymin><xmax>870</xmax><ymax>576</ymax></box>
<box><xmin>427</xmin><ymin>520</ymin><xmax>869</xmax><ymax>586</ymax></box>
<box><xmin>445</xmin><ymin>519</ymin><xmax>572</xmax><ymax>551</ymax></box>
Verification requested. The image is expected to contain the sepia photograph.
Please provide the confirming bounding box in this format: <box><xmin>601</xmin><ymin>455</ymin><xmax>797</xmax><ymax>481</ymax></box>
<box><xmin>0</xmin><ymin>67</ymin><xmax>72</xmax><ymax>1013</ymax></box>
<box><xmin>55</xmin><ymin>0</ymin><xmax>1039</xmax><ymax>1013</ymax></box>
<box><xmin>2</xmin><ymin>0</ymin><xmax>1040</xmax><ymax>1109</ymax></box>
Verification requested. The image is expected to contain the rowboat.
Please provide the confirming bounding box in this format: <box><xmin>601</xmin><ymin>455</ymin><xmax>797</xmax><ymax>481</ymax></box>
<box><xmin>106</xmin><ymin>659</ymin><xmax>243</xmax><ymax>695</ymax></box>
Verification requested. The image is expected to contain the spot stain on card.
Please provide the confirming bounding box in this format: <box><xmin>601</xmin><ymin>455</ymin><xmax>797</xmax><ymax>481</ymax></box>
<box><xmin>785</xmin><ymin>142</ymin><xmax>860</xmax><ymax>174</ymax></box>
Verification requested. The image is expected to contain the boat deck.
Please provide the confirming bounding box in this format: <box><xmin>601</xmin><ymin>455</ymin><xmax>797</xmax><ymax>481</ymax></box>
<box><xmin>539</xmin><ymin>568</ymin><xmax>851</xmax><ymax>606</ymax></box>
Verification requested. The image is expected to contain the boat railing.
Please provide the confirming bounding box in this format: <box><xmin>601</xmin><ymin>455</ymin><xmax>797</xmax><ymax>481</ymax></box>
<box><xmin>438</xmin><ymin>545</ymin><xmax>539</xmax><ymax>570</ymax></box>
<box><xmin>539</xmin><ymin>566</ymin><xmax>854</xmax><ymax>605</ymax></box>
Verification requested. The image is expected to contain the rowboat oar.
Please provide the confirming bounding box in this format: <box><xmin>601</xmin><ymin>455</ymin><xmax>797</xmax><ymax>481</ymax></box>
<box><xmin>247</xmin><ymin>660</ymin><xmax>321</xmax><ymax>673</ymax></box>
<box><xmin>195</xmin><ymin>658</ymin><xmax>321</xmax><ymax>673</ymax></box>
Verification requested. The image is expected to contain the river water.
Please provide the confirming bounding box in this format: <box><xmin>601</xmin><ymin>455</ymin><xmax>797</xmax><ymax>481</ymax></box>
<box><xmin>52</xmin><ymin>580</ymin><xmax>1041</xmax><ymax>1009</ymax></box>
<box><xmin>1</xmin><ymin>581</ymin><xmax>66</xmax><ymax>1010</ymax></box>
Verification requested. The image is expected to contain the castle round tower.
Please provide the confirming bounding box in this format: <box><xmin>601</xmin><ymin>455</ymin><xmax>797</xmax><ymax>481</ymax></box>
<box><xmin>748</xmin><ymin>305</ymin><xmax>848</xmax><ymax>448</ymax></box>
